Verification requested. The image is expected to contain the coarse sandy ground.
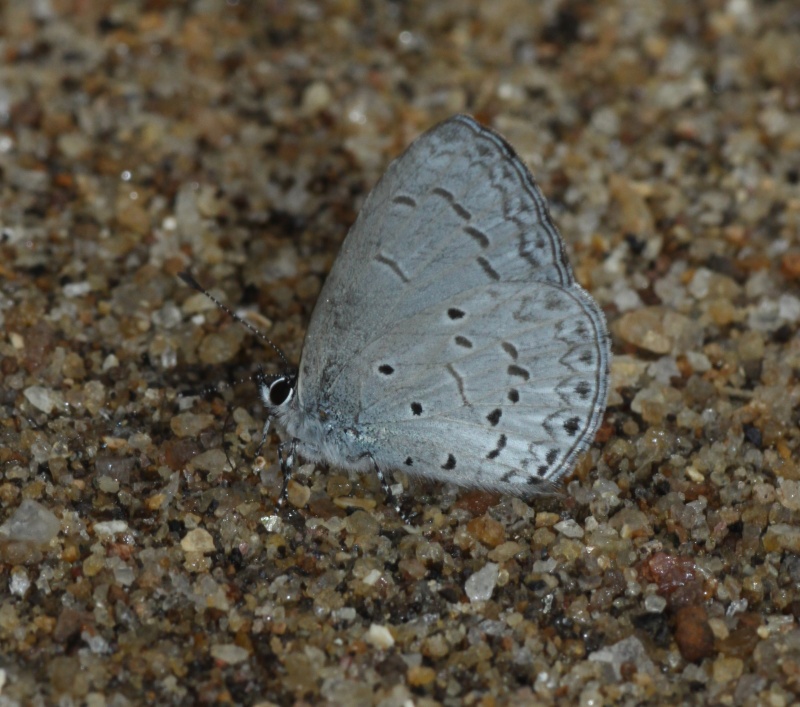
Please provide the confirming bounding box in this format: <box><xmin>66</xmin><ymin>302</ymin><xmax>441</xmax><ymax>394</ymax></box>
<box><xmin>1</xmin><ymin>1</ymin><xmax>800</xmax><ymax>705</ymax></box>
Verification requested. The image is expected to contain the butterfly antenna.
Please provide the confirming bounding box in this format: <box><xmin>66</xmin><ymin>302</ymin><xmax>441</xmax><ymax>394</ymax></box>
<box><xmin>178</xmin><ymin>270</ymin><xmax>291</xmax><ymax>369</ymax></box>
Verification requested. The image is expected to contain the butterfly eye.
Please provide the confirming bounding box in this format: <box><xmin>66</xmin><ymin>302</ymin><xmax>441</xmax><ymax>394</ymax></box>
<box><xmin>268</xmin><ymin>378</ymin><xmax>294</xmax><ymax>406</ymax></box>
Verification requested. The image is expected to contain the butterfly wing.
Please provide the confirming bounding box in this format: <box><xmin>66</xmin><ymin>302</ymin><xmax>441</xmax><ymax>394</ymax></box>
<box><xmin>296</xmin><ymin>115</ymin><xmax>609</xmax><ymax>494</ymax></box>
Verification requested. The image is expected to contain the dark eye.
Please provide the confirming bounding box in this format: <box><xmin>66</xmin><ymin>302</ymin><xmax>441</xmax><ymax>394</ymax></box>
<box><xmin>269</xmin><ymin>378</ymin><xmax>294</xmax><ymax>406</ymax></box>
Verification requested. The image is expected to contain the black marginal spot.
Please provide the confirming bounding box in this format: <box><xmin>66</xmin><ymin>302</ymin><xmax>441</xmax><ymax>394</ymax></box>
<box><xmin>432</xmin><ymin>187</ymin><xmax>472</xmax><ymax>220</ymax></box>
<box><xmin>477</xmin><ymin>256</ymin><xmax>501</xmax><ymax>281</ymax></box>
<box><xmin>580</xmin><ymin>350</ymin><xmax>593</xmax><ymax>365</ymax></box>
<box><xmin>405</xmin><ymin>457</ymin><xmax>413</xmax><ymax>466</ymax></box>
<box><xmin>486</xmin><ymin>434</ymin><xmax>507</xmax><ymax>460</ymax></box>
<box><xmin>502</xmin><ymin>342</ymin><xmax>518</xmax><ymax>360</ymax></box>
<box><xmin>392</xmin><ymin>195</ymin><xmax>417</xmax><ymax>207</ymax></box>
<box><xmin>575</xmin><ymin>381</ymin><xmax>591</xmax><ymax>399</ymax></box>
<box><xmin>455</xmin><ymin>335</ymin><xmax>473</xmax><ymax>348</ymax></box>
<box><xmin>463</xmin><ymin>226</ymin><xmax>490</xmax><ymax>248</ymax></box>
<box><xmin>527</xmin><ymin>476</ymin><xmax>543</xmax><ymax>485</ymax></box>
<box><xmin>501</xmin><ymin>470</ymin><xmax>516</xmax><ymax>482</ymax></box>
<box><xmin>378</xmin><ymin>364</ymin><xmax>395</xmax><ymax>375</ymax></box>
<box><xmin>411</xmin><ymin>402</ymin><xmax>423</xmax><ymax>416</ymax></box>
<box><xmin>447</xmin><ymin>307</ymin><xmax>465</xmax><ymax>320</ymax></box>
<box><xmin>546</xmin><ymin>449</ymin><xmax>558</xmax><ymax>465</ymax></box>
<box><xmin>486</xmin><ymin>408</ymin><xmax>502</xmax><ymax>426</ymax></box>
<box><xmin>537</xmin><ymin>465</ymin><xmax>549</xmax><ymax>476</ymax></box>
<box><xmin>508</xmin><ymin>389</ymin><xmax>519</xmax><ymax>403</ymax></box>
<box><xmin>564</xmin><ymin>416</ymin><xmax>580</xmax><ymax>436</ymax></box>
<box><xmin>575</xmin><ymin>321</ymin><xmax>588</xmax><ymax>337</ymax></box>
<box><xmin>508</xmin><ymin>364</ymin><xmax>530</xmax><ymax>381</ymax></box>
<box><xmin>442</xmin><ymin>454</ymin><xmax>456</xmax><ymax>470</ymax></box>
<box><xmin>375</xmin><ymin>253</ymin><xmax>410</xmax><ymax>283</ymax></box>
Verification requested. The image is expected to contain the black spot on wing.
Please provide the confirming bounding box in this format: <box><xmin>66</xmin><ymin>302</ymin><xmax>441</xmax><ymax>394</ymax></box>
<box><xmin>508</xmin><ymin>365</ymin><xmax>530</xmax><ymax>381</ymax></box>
<box><xmin>477</xmin><ymin>256</ymin><xmax>500</xmax><ymax>281</ymax></box>
<box><xmin>486</xmin><ymin>408</ymin><xmax>502</xmax><ymax>426</ymax></box>
<box><xmin>432</xmin><ymin>187</ymin><xmax>472</xmax><ymax>221</ymax></box>
<box><xmin>411</xmin><ymin>402</ymin><xmax>422</xmax><ymax>416</ymax></box>
<box><xmin>501</xmin><ymin>342</ymin><xmax>518</xmax><ymax>360</ymax></box>
<box><xmin>392</xmin><ymin>195</ymin><xmax>417</xmax><ymax>207</ymax></box>
<box><xmin>455</xmin><ymin>336</ymin><xmax>473</xmax><ymax>348</ymax></box>
<box><xmin>442</xmin><ymin>454</ymin><xmax>456</xmax><ymax>470</ymax></box>
<box><xmin>575</xmin><ymin>380</ymin><xmax>591</xmax><ymax>399</ymax></box>
<box><xmin>508</xmin><ymin>389</ymin><xmax>519</xmax><ymax>403</ymax></box>
<box><xmin>378</xmin><ymin>364</ymin><xmax>394</xmax><ymax>375</ymax></box>
<box><xmin>448</xmin><ymin>308</ymin><xmax>465</xmax><ymax>320</ymax></box>
<box><xmin>486</xmin><ymin>434</ymin><xmax>507</xmax><ymax>460</ymax></box>
<box><xmin>564</xmin><ymin>416</ymin><xmax>580</xmax><ymax>436</ymax></box>
<box><xmin>546</xmin><ymin>449</ymin><xmax>558</xmax><ymax>465</ymax></box>
<box><xmin>463</xmin><ymin>226</ymin><xmax>489</xmax><ymax>248</ymax></box>
<box><xmin>405</xmin><ymin>457</ymin><xmax>413</xmax><ymax>466</ymax></box>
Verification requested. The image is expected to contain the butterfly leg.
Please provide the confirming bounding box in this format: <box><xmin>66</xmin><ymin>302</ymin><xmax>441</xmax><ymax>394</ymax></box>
<box><xmin>358</xmin><ymin>452</ymin><xmax>404</xmax><ymax>517</ymax></box>
<box><xmin>276</xmin><ymin>438</ymin><xmax>299</xmax><ymax>506</ymax></box>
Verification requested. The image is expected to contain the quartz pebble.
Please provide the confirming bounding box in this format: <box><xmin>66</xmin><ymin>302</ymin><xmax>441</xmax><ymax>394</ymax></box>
<box><xmin>0</xmin><ymin>500</ymin><xmax>61</xmax><ymax>548</ymax></box>
<box><xmin>465</xmin><ymin>562</ymin><xmax>499</xmax><ymax>603</ymax></box>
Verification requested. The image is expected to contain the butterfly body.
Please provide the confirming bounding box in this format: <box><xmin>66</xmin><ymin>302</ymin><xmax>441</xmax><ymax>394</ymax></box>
<box><xmin>261</xmin><ymin>115</ymin><xmax>610</xmax><ymax>497</ymax></box>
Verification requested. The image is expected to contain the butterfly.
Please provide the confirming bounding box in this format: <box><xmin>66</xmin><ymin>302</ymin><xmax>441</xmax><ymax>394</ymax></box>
<box><xmin>183</xmin><ymin>114</ymin><xmax>609</xmax><ymax>503</ymax></box>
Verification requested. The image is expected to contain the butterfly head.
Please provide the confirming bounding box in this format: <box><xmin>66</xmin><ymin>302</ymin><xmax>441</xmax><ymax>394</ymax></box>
<box><xmin>258</xmin><ymin>369</ymin><xmax>298</xmax><ymax>417</ymax></box>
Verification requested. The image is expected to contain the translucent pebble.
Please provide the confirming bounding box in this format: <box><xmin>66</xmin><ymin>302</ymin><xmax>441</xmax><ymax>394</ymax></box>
<box><xmin>554</xmin><ymin>519</ymin><xmax>584</xmax><ymax>538</ymax></box>
<box><xmin>23</xmin><ymin>386</ymin><xmax>64</xmax><ymax>414</ymax></box>
<box><xmin>465</xmin><ymin>562</ymin><xmax>499</xmax><ymax>602</ymax></box>
<box><xmin>210</xmin><ymin>643</ymin><xmax>250</xmax><ymax>664</ymax></box>
<box><xmin>588</xmin><ymin>635</ymin><xmax>655</xmax><ymax>680</ymax></box>
<box><xmin>0</xmin><ymin>499</ymin><xmax>61</xmax><ymax>545</ymax></box>
<box><xmin>9</xmin><ymin>567</ymin><xmax>30</xmax><ymax>597</ymax></box>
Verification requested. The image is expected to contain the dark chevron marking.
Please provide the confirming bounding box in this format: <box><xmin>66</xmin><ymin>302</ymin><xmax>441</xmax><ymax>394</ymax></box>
<box><xmin>375</xmin><ymin>253</ymin><xmax>409</xmax><ymax>283</ymax></box>
<box><xmin>392</xmin><ymin>194</ymin><xmax>417</xmax><ymax>207</ymax></box>
<box><xmin>508</xmin><ymin>364</ymin><xmax>530</xmax><ymax>381</ymax></box>
<box><xmin>446</xmin><ymin>364</ymin><xmax>469</xmax><ymax>406</ymax></box>
<box><xmin>477</xmin><ymin>256</ymin><xmax>500</xmax><ymax>281</ymax></box>
<box><xmin>463</xmin><ymin>226</ymin><xmax>489</xmax><ymax>248</ymax></box>
<box><xmin>487</xmin><ymin>434</ymin><xmax>507</xmax><ymax>460</ymax></box>
<box><xmin>501</xmin><ymin>342</ymin><xmax>518</xmax><ymax>360</ymax></box>
<box><xmin>432</xmin><ymin>187</ymin><xmax>472</xmax><ymax>220</ymax></box>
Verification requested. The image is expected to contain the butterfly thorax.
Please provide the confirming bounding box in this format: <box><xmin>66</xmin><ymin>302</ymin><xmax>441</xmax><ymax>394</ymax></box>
<box><xmin>262</xmin><ymin>375</ymin><xmax>375</xmax><ymax>473</ymax></box>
